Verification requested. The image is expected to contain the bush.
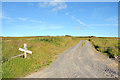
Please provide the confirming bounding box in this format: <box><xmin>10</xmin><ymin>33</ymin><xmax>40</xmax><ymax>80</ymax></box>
<box><xmin>88</xmin><ymin>39</ymin><xmax>91</xmax><ymax>41</ymax></box>
<box><xmin>91</xmin><ymin>38</ymin><xmax>118</xmax><ymax>58</ymax></box>
<box><xmin>65</xmin><ymin>35</ymin><xmax>71</xmax><ymax>37</ymax></box>
<box><xmin>94</xmin><ymin>45</ymin><xmax>99</xmax><ymax>49</ymax></box>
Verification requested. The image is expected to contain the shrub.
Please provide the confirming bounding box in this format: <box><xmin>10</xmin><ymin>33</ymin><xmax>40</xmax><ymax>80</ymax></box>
<box><xmin>88</xmin><ymin>39</ymin><xmax>91</xmax><ymax>41</ymax></box>
<box><xmin>91</xmin><ymin>38</ymin><xmax>118</xmax><ymax>58</ymax></box>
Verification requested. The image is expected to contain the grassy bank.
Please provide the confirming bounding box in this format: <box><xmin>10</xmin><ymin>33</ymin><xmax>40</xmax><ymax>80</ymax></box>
<box><xmin>2</xmin><ymin>36</ymin><xmax>80</xmax><ymax>78</ymax></box>
<box><xmin>89</xmin><ymin>38</ymin><xmax>119</xmax><ymax>58</ymax></box>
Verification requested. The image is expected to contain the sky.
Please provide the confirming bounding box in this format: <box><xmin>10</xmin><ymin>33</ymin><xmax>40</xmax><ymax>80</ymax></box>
<box><xmin>2</xmin><ymin>2</ymin><xmax>118</xmax><ymax>37</ymax></box>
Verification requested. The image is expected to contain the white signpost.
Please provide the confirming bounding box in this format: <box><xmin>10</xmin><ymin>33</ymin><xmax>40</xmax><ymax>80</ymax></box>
<box><xmin>19</xmin><ymin>44</ymin><xmax>32</xmax><ymax>58</ymax></box>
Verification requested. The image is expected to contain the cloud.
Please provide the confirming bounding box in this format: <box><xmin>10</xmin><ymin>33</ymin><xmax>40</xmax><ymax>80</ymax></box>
<box><xmin>2</xmin><ymin>16</ymin><xmax>43</xmax><ymax>23</ymax></box>
<box><xmin>29</xmin><ymin>19</ymin><xmax>42</xmax><ymax>23</ymax></box>
<box><xmin>72</xmin><ymin>16</ymin><xmax>118</xmax><ymax>28</ymax></box>
<box><xmin>2</xmin><ymin>16</ymin><xmax>13</xmax><ymax>22</ymax></box>
<box><xmin>52</xmin><ymin>3</ymin><xmax>67</xmax><ymax>12</ymax></box>
<box><xmin>66</xmin><ymin>12</ymin><xmax>117</xmax><ymax>29</ymax></box>
<box><xmin>18</xmin><ymin>17</ymin><xmax>43</xmax><ymax>23</ymax></box>
<box><xmin>105</xmin><ymin>16</ymin><xmax>118</xmax><ymax>23</ymax></box>
<box><xmin>1</xmin><ymin>12</ymin><xmax>13</xmax><ymax>22</ymax></box>
<box><xmin>89</xmin><ymin>24</ymin><xmax>118</xmax><ymax>26</ymax></box>
<box><xmin>65</xmin><ymin>13</ymin><xmax>94</xmax><ymax>29</ymax></box>
<box><xmin>2</xmin><ymin>16</ymin><xmax>11</xmax><ymax>20</ymax></box>
<box><xmin>15</xmin><ymin>25</ymin><xmax>64</xmax><ymax>30</ymax></box>
<box><xmin>18</xmin><ymin>17</ymin><xmax>28</xmax><ymax>21</ymax></box>
<box><xmin>38</xmin><ymin>2</ymin><xmax>67</xmax><ymax>12</ymax></box>
<box><xmin>38</xmin><ymin>2</ymin><xmax>48</xmax><ymax>8</ymax></box>
<box><xmin>71</xmin><ymin>16</ymin><xmax>92</xmax><ymax>28</ymax></box>
<box><xmin>75</xmin><ymin>19</ymin><xmax>88</xmax><ymax>26</ymax></box>
<box><xmin>49</xmin><ymin>2</ymin><xmax>58</xmax><ymax>6</ymax></box>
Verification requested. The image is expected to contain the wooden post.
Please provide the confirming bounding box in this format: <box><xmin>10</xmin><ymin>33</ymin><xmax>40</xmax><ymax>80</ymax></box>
<box><xmin>24</xmin><ymin>44</ymin><xmax>27</xmax><ymax>49</ymax></box>
<box><xmin>8</xmin><ymin>44</ymin><xmax>32</xmax><ymax>60</ymax></box>
<box><xmin>24</xmin><ymin>51</ymin><xmax>27</xmax><ymax>58</ymax></box>
<box><xmin>19</xmin><ymin>44</ymin><xmax>32</xmax><ymax>58</ymax></box>
<box><xmin>24</xmin><ymin>44</ymin><xmax>27</xmax><ymax>58</ymax></box>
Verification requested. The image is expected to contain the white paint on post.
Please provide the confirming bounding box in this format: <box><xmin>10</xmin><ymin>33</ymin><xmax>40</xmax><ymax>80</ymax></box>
<box><xmin>19</xmin><ymin>44</ymin><xmax>32</xmax><ymax>58</ymax></box>
<box><xmin>24</xmin><ymin>44</ymin><xmax>27</xmax><ymax>58</ymax></box>
<box><xmin>24</xmin><ymin>44</ymin><xmax>27</xmax><ymax>49</ymax></box>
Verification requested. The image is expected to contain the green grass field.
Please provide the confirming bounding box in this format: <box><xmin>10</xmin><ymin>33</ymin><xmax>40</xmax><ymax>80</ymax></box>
<box><xmin>2</xmin><ymin>36</ymin><xmax>80</xmax><ymax>78</ymax></box>
<box><xmin>89</xmin><ymin>37</ymin><xmax>119</xmax><ymax>58</ymax></box>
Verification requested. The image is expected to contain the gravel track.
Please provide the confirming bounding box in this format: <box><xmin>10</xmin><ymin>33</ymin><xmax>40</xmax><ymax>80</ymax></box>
<box><xmin>25</xmin><ymin>40</ymin><xmax>118</xmax><ymax>78</ymax></box>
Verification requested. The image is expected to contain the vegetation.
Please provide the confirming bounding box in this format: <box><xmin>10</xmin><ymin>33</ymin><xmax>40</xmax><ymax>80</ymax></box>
<box><xmin>81</xmin><ymin>40</ymin><xmax>86</xmax><ymax>47</ymax></box>
<box><xmin>2</xmin><ymin>36</ymin><xmax>119</xmax><ymax>78</ymax></box>
<box><xmin>89</xmin><ymin>37</ymin><xmax>119</xmax><ymax>58</ymax></box>
<box><xmin>65</xmin><ymin>35</ymin><xmax>71</xmax><ymax>37</ymax></box>
<box><xmin>2</xmin><ymin>36</ymin><xmax>80</xmax><ymax>78</ymax></box>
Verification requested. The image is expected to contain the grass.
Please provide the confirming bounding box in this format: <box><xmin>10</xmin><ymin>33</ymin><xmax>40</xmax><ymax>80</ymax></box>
<box><xmin>89</xmin><ymin>37</ymin><xmax>119</xmax><ymax>58</ymax></box>
<box><xmin>2</xmin><ymin>36</ymin><xmax>80</xmax><ymax>78</ymax></box>
<box><xmin>81</xmin><ymin>40</ymin><xmax>86</xmax><ymax>47</ymax></box>
<box><xmin>2</xmin><ymin>36</ymin><xmax>119</xmax><ymax>78</ymax></box>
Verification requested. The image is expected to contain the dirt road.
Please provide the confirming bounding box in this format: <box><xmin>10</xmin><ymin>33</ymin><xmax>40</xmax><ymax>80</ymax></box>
<box><xmin>25</xmin><ymin>40</ymin><xmax>118</xmax><ymax>78</ymax></box>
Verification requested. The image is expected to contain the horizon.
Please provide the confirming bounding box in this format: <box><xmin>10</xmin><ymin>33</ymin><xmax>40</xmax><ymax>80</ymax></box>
<box><xmin>2</xmin><ymin>2</ymin><xmax>118</xmax><ymax>37</ymax></box>
<box><xmin>1</xmin><ymin>35</ymin><xmax>119</xmax><ymax>38</ymax></box>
